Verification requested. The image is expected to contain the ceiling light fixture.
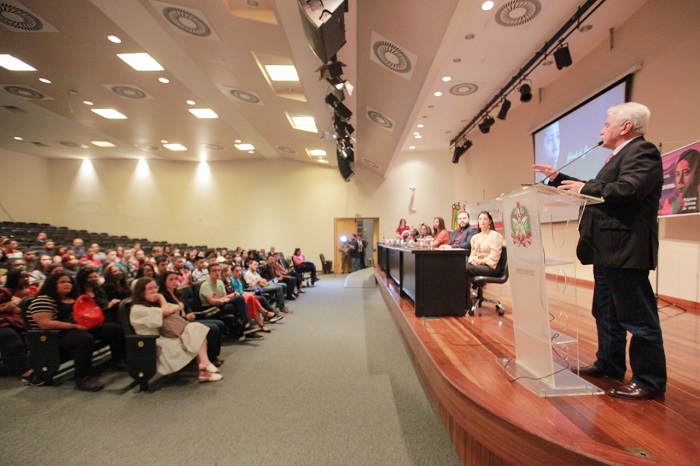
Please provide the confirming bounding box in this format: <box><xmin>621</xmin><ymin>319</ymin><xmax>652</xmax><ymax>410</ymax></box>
<box><xmin>91</xmin><ymin>141</ymin><xmax>116</xmax><ymax>148</ymax></box>
<box><xmin>158</xmin><ymin>77</ymin><xmax>170</xmax><ymax>83</ymax></box>
<box><xmin>497</xmin><ymin>98</ymin><xmax>511</xmax><ymax>120</ymax></box>
<box><xmin>107</xmin><ymin>35</ymin><xmax>122</xmax><ymax>43</ymax></box>
<box><xmin>186</xmin><ymin>100</ymin><xmax>196</xmax><ymax>105</ymax></box>
<box><xmin>117</xmin><ymin>53</ymin><xmax>163</xmax><ymax>71</ymax></box>
<box><xmin>164</xmin><ymin>143</ymin><xmax>187</xmax><ymax>151</ymax></box>
<box><xmin>235</xmin><ymin>143</ymin><xmax>255</xmax><ymax>151</ymax></box>
<box><xmin>189</xmin><ymin>108</ymin><xmax>218</xmax><ymax>118</ymax></box>
<box><xmin>451</xmin><ymin>138</ymin><xmax>472</xmax><ymax>164</ymax></box>
<box><xmin>481</xmin><ymin>1</ymin><xmax>495</xmax><ymax>11</ymax></box>
<box><xmin>265</xmin><ymin>65</ymin><xmax>299</xmax><ymax>81</ymax></box>
<box><xmin>434</xmin><ymin>91</ymin><xmax>443</xmax><ymax>97</ymax></box>
<box><xmin>478</xmin><ymin>115</ymin><xmax>495</xmax><ymax>134</ymax></box>
<box><xmin>519</xmin><ymin>82</ymin><xmax>533</xmax><ymax>102</ymax></box>
<box><xmin>39</xmin><ymin>78</ymin><xmax>51</xmax><ymax>84</ymax></box>
<box><xmin>91</xmin><ymin>108</ymin><xmax>127</xmax><ymax>119</ymax></box>
<box><xmin>553</xmin><ymin>43</ymin><xmax>573</xmax><ymax>69</ymax></box>
<box><xmin>83</xmin><ymin>100</ymin><xmax>94</xmax><ymax>106</ymax></box>
<box><xmin>442</xmin><ymin>76</ymin><xmax>452</xmax><ymax>82</ymax></box>
<box><xmin>0</xmin><ymin>54</ymin><xmax>36</xmax><ymax>71</ymax></box>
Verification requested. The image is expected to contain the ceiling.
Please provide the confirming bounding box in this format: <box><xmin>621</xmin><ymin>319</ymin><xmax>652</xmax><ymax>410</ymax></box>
<box><xmin>0</xmin><ymin>0</ymin><xmax>647</xmax><ymax>177</ymax></box>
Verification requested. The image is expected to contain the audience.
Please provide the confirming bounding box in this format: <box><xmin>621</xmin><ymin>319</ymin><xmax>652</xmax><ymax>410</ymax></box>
<box><xmin>245</xmin><ymin>260</ymin><xmax>289</xmax><ymax>314</ymax></box>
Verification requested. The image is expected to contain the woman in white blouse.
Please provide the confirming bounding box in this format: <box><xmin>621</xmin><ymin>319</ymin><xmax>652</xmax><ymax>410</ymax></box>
<box><xmin>466</xmin><ymin>211</ymin><xmax>504</xmax><ymax>285</ymax></box>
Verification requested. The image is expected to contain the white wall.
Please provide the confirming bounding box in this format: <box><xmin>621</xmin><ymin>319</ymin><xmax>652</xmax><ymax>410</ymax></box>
<box><xmin>0</xmin><ymin>148</ymin><xmax>53</xmax><ymax>223</ymax></box>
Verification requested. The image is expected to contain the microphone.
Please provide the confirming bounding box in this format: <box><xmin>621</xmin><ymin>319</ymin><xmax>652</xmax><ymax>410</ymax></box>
<box><xmin>539</xmin><ymin>141</ymin><xmax>603</xmax><ymax>184</ymax></box>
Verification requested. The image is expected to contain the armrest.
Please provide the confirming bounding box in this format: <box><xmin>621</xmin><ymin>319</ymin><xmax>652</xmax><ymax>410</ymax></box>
<box><xmin>191</xmin><ymin>306</ymin><xmax>220</xmax><ymax>318</ymax></box>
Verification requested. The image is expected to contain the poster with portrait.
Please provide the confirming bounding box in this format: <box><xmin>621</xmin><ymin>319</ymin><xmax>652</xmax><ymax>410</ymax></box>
<box><xmin>658</xmin><ymin>140</ymin><xmax>700</xmax><ymax>217</ymax></box>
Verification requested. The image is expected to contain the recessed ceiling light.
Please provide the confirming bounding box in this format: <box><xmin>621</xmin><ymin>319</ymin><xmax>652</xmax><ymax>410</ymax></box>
<box><xmin>413</xmin><ymin>132</ymin><xmax>420</xmax><ymax>135</ymax></box>
<box><xmin>158</xmin><ymin>77</ymin><xmax>169</xmax><ymax>84</ymax></box>
<box><xmin>442</xmin><ymin>76</ymin><xmax>451</xmax><ymax>82</ymax></box>
<box><xmin>248</xmin><ymin>150</ymin><xmax>254</xmax><ymax>154</ymax></box>
<box><xmin>14</xmin><ymin>136</ymin><xmax>23</xmax><ymax>141</ymax></box>
<box><xmin>0</xmin><ymin>54</ymin><xmax>36</xmax><ymax>71</ymax></box>
<box><xmin>409</xmin><ymin>146</ymin><xmax>415</xmax><ymax>150</ymax></box>
<box><xmin>91</xmin><ymin>108</ymin><xmax>127</xmax><ymax>119</ymax></box>
<box><xmin>465</xmin><ymin>34</ymin><xmax>475</xmax><ymax>40</ymax></box>
<box><xmin>83</xmin><ymin>100</ymin><xmax>94</xmax><ymax>106</ymax></box>
<box><xmin>39</xmin><ymin>78</ymin><xmax>51</xmax><ymax>84</ymax></box>
<box><xmin>417</xmin><ymin>124</ymin><xmax>424</xmax><ymax>128</ymax></box>
<box><xmin>234</xmin><ymin>139</ymin><xmax>242</xmax><ymax>143</ymax></box>
<box><xmin>117</xmin><ymin>53</ymin><xmax>163</xmax><ymax>71</ymax></box>
<box><xmin>186</xmin><ymin>100</ymin><xmax>196</xmax><ymax>105</ymax></box>
<box><xmin>481</xmin><ymin>1</ymin><xmax>495</xmax><ymax>11</ymax></box>
<box><xmin>308</xmin><ymin>149</ymin><xmax>327</xmax><ymax>157</ymax></box>
<box><xmin>189</xmin><ymin>108</ymin><xmax>218</xmax><ymax>119</ymax></box>
<box><xmin>414</xmin><ymin>135</ymin><xmax>422</xmax><ymax>139</ymax></box>
<box><xmin>542</xmin><ymin>59</ymin><xmax>554</xmax><ymax>66</ymax></box>
<box><xmin>317</xmin><ymin>159</ymin><xmax>329</xmax><ymax>164</ymax></box>
<box><xmin>235</xmin><ymin>143</ymin><xmax>255</xmax><ymax>151</ymax></box>
<box><xmin>164</xmin><ymin>143</ymin><xmax>187</xmax><ymax>151</ymax></box>
<box><xmin>161</xmin><ymin>139</ymin><xmax>168</xmax><ymax>143</ymax></box>
<box><xmin>453</xmin><ymin>58</ymin><xmax>462</xmax><ymax>63</ymax></box>
<box><xmin>579</xmin><ymin>24</ymin><xmax>593</xmax><ymax>33</ymax></box>
<box><xmin>247</xmin><ymin>0</ymin><xmax>260</xmax><ymax>6</ymax></box>
<box><xmin>287</xmin><ymin>114</ymin><xmax>318</xmax><ymax>133</ymax></box>
<box><xmin>91</xmin><ymin>141</ymin><xmax>116</xmax><ymax>148</ymax></box>
<box><xmin>265</xmin><ymin>65</ymin><xmax>299</xmax><ymax>81</ymax></box>
<box><xmin>434</xmin><ymin>91</ymin><xmax>442</xmax><ymax>97</ymax></box>
<box><xmin>107</xmin><ymin>35</ymin><xmax>122</xmax><ymax>44</ymax></box>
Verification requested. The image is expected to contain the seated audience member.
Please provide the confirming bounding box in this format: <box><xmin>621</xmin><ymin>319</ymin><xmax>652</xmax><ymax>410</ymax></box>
<box><xmin>61</xmin><ymin>253</ymin><xmax>80</xmax><ymax>277</ymax></box>
<box><xmin>37</xmin><ymin>239</ymin><xmax>57</xmax><ymax>259</ymax></box>
<box><xmin>71</xmin><ymin>238</ymin><xmax>86</xmax><ymax>259</ymax></box>
<box><xmin>35</xmin><ymin>231</ymin><xmax>48</xmax><ymax>244</ymax></box>
<box><xmin>245</xmin><ymin>260</ymin><xmax>289</xmax><ymax>313</ymax></box>
<box><xmin>102</xmin><ymin>264</ymin><xmax>132</xmax><ymax>322</ymax></box>
<box><xmin>82</xmin><ymin>246</ymin><xmax>102</xmax><ymax>269</ymax></box>
<box><xmin>0</xmin><ymin>287</ymin><xmax>37</xmax><ymax>384</ymax></box>
<box><xmin>444</xmin><ymin>211</ymin><xmax>479</xmax><ymax>255</ymax></box>
<box><xmin>130</xmin><ymin>277</ymin><xmax>222</xmax><ymax>383</ymax></box>
<box><xmin>3</xmin><ymin>238</ymin><xmax>23</xmax><ymax>260</ymax></box>
<box><xmin>103</xmin><ymin>249</ymin><xmax>118</xmax><ymax>266</ymax></box>
<box><xmin>135</xmin><ymin>263</ymin><xmax>156</xmax><ymax>280</ymax></box>
<box><xmin>218</xmin><ymin>266</ymin><xmax>273</xmax><ymax>333</ymax></box>
<box><xmin>117</xmin><ymin>248</ymin><xmax>138</xmax><ymax>278</ymax></box>
<box><xmin>184</xmin><ymin>250</ymin><xmax>197</xmax><ymax>271</ymax></box>
<box><xmin>5</xmin><ymin>269</ymin><xmax>40</xmax><ymax>300</ymax></box>
<box><xmin>273</xmin><ymin>252</ymin><xmax>303</xmax><ymax>294</ymax></box>
<box><xmin>465</xmin><ymin>211</ymin><xmax>504</xmax><ymax>289</ymax></box>
<box><xmin>154</xmin><ymin>255</ymin><xmax>169</xmax><ymax>277</ymax></box>
<box><xmin>158</xmin><ymin>271</ymin><xmax>224</xmax><ymax>367</ymax></box>
<box><xmin>27</xmin><ymin>273</ymin><xmax>126</xmax><ymax>391</ymax></box>
<box><xmin>291</xmin><ymin>248</ymin><xmax>319</xmax><ymax>284</ymax></box>
<box><xmin>191</xmin><ymin>254</ymin><xmax>209</xmax><ymax>284</ymax></box>
<box><xmin>90</xmin><ymin>243</ymin><xmax>107</xmax><ymax>262</ymax></box>
<box><xmin>23</xmin><ymin>249</ymin><xmax>37</xmax><ymax>272</ymax></box>
<box><xmin>133</xmin><ymin>249</ymin><xmax>146</xmax><ymax>267</ymax></box>
<box><xmin>199</xmin><ymin>263</ymin><xmax>263</xmax><ymax>340</ymax></box>
<box><xmin>76</xmin><ymin>268</ymin><xmax>119</xmax><ymax>323</ymax></box>
<box><xmin>30</xmin><ymin>253</ymin><xmax>53</xmax><ymax>287</ymax></box>
<box><xmin>431</xmin><ymin>217</ymin><xmax>450</xmax><ymax>248</ymax></box>
<box><xmin>263</xmin><ymin>255</ymin><xmax>297</xmax><ymax>299</ymax></box>
<box><xmin>171</xmin><ymin>255</ymin><xmax>192</xmax><ymax>286</ymax></box>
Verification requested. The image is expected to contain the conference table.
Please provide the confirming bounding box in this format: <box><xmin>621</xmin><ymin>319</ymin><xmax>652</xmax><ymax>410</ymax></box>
<box><xmin>377</xmin><ymin>243</ymin><xmax>467</xmax><ymax>317</ymax></box>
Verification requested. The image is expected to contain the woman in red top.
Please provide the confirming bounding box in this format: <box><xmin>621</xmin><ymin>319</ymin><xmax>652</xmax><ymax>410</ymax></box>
<box><xmin>395</xmin><ymin>218</ymin><xmax>410</xmax><ymax>239</ymax></box>
<box><xmin>431</xmin><ymin>217</ymin><xmax>450</xmax><ymax>248</ymax></box>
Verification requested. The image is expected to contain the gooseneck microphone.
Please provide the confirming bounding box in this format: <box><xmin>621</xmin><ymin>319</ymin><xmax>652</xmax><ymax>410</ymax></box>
<box><xmin>539</xmin><ymin>141</ymin><xmax>603</xmax><ymax>184</ymax></box>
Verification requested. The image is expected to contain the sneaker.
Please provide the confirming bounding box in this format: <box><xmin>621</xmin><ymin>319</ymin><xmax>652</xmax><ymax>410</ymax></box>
<box><xmin>268</xmin><ymin>314</ymin><xmax>284</xmax><ymax>323</ymax></box>
<box><xmin>243</xmin><ymin>324</ymin><xmax>261</xmax><ymax>335</ymax></box>
<box><xmin>75</xmin><ymin>376</ymin><xmax>105</xmax><ymax>392</ymax></box>
<box><xmin>22</xmin><ymin>372</ymin><xmax>46</xmax><ymax>387</ymax></box>
<box><xmin>244</xmin><ymin>332</ymin><xmax>264</xmax><ymax>341</ymax></box>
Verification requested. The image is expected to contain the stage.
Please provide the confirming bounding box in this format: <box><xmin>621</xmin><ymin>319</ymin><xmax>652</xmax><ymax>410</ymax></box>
<box><xmin>375</xmin><ymin>268</ymin><xmax>700</xmax><ymax>465</ymax></box>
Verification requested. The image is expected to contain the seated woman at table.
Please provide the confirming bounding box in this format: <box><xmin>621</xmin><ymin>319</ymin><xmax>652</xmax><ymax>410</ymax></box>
<box><xmin>395</xmin><ymin>218</ymin><xmax>410</xmax><ymax>239</ymax></box>
<box><xmin>130</xmin><ymin>277</ymin><xmax>222</xmax><ymax>383</ymax></box>
<box><xmin>431</xmin><ymin>217</ymin><xmax>450</xmax><ymax>248</ymax></box>
<box><xmin>465</xmin><ymin>211</ymin><xmax>504</xmax><ymax>287</ymax></box>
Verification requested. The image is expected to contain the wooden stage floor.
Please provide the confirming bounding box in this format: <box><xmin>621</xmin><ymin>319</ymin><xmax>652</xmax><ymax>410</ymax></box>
<box><xmin>375</xmin><ymin>268</ymin><xmax>700</xmax><ymax>465</ymax></box>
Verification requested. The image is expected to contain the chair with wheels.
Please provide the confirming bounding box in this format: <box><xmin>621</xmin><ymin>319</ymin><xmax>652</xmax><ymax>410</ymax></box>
<box><xmin>469</xmin><ymin>247</ymin><xmax>508</xmax><ymax>316</ymax></box>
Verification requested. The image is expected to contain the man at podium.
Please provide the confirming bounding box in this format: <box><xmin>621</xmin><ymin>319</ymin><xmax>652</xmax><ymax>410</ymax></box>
<box><xmin>533</xmin><ymin>102</ymin><xmax>666</xmax><ymax>400</ymax></box>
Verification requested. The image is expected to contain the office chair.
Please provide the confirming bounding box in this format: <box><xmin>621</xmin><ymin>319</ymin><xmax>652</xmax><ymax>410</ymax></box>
<box><xmin>468</xmin><ymin>247</ymin><xmax>508</xmax><ymax>316</ymax></box>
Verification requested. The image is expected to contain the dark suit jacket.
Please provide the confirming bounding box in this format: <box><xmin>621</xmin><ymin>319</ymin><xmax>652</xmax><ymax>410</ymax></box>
<box><xmin>549</xmin><ymin>137</ymin><xmax>662</xmax><ymax>270</ymax></box>
<box><xmin>449</xmin><ymin>225</ymin><xmax>479</xmax><ymax>255</ymax></box>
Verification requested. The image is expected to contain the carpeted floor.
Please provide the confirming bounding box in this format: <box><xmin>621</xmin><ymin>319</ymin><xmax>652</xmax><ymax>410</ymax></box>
<box><xmin>0</xmin><ymin>274</ymin><xmax>460</xmax><ymax>465</ymax></box>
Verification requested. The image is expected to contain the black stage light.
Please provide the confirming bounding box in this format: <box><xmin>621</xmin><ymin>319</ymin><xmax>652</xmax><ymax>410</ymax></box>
<box><xmin>497</xmin><ymin>98</ymin><xmax>511</xmax><ymax>120</ymax></box>
<box><xmin>478</xmin><ymin>116</ymin><xmax>495</xmax><ymax>134</ymax></box>
<box><xmin>451</xmin><ymin>139</ymin><xmax>472</xmax><ymax>164</ymax></box>
<box><xmin>519</xmin><ymin>83</ymin><xmax>532</xmax><ymax>102</ymax></box>
<box><xmin>554</xmin><ymin>44</ymin><xmax>572</xmax><ymax>70</ymax></box>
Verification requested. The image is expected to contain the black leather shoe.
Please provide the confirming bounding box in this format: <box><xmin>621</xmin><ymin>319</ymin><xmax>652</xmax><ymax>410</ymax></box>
<box><xmin>572</xmin><ymin>363</ymin><xmax>624</xmax><ymax>382</ymax></box>
<box><xmin>607</xmin><ymin>382</ymin><xmax>659</xmax><ymax>400</ymax></box>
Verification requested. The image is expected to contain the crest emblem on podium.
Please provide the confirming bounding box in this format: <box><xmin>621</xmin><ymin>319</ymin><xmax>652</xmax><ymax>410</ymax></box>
<box><xmin>510</xmin><ymin>202</ymin><xmax>532</xmax><ymax>247</ymax></box>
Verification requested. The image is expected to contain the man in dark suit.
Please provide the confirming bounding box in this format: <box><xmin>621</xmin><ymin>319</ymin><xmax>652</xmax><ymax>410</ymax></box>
<box><xmin>533</xmin><ymin>102</ymin><xmax>666</xmax><ymax>400</ymax></box>
<box><xmin>445</xmin><ymin>211</ymin><xmax>479</xmax><ymax>256</ymax></box>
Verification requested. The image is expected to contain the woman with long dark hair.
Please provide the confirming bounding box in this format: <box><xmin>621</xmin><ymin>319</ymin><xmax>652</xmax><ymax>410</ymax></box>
<box><xmin>465</xmin><ymin>211</ymin><xmax>504</xmax><ymax>286</ymax></box>
<box><xmin>27</xmin><ymin>273</ymin><xmax>126</xmax><ymax>391</ymax></box>
<box><xmin>431</xmin><ymin>217</ymin><xmax>450</xmax><ymax>248</ymax></box>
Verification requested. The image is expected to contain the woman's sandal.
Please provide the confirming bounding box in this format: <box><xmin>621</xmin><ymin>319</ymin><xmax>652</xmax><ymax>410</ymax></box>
<box><xmin>198</xmin><ymin>371</ymin><xmax>223</xmax><ymax>383</ymax></box>
<box><xmin>199</xmin><ymin>363</ymin><xmax>220</xmax><ymax>374</ymax></box>
<box><xmin>259</xmin><ymin>326</ymin><xmax>271</xmax><ymax>333</ymax></box>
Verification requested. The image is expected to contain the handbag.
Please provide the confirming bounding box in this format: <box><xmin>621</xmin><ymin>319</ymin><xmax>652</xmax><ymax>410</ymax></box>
<box><xmin>73</xmin><ymin>294</ymin><xmax>105</xmax><ymax>329</ymax></box>
<box><xmin>159</xmin><ymin>313</ymin><xmax>189</xmax><ymax>338</ymax></box>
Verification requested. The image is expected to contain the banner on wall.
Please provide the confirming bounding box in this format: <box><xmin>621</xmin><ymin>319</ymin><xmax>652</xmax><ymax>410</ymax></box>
<box><xmin>658</xmin><ymin>140</ymin><xmax>700</xmax><ymax>217</ymax></box>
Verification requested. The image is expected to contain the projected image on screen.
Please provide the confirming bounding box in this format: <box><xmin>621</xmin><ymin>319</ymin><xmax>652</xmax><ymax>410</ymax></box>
<box><xmin>533</xmin><ymin>78</ymin><xmax>629</xmax><ymax>183</ymax></box>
